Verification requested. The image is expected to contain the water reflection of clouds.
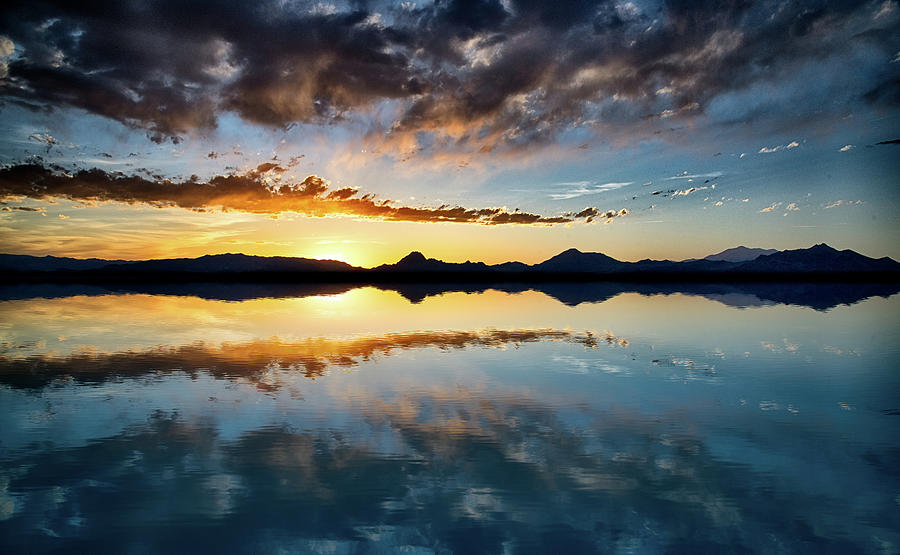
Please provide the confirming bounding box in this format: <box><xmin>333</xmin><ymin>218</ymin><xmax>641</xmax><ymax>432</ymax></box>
<box><xmin>0</xmin><ymin>328</ymin><xmax>613</xmax><ymax>390</ymax></box>
<box><xmin>823</xmin><ymin>345</ymin><xmax>861</xmax><ymax>357</ymax></box>
<box><xmin>760</xmin><ymin>339</ymin><xmax>801</xmax><ymax>354</ymax></box>
<box><xmin>1</xmin><ymin>388</ymin><xmax>895</xmax><ymax>553</ymax></box>
<box><xmin>651</xmin><ymin>357</ymin><xmax>719</xmax><ymax>382</ymax></box>
<box><xmin>550</xmin><ymin>355</ymin><xmax>628</xmax><ymax>375</ymax></box>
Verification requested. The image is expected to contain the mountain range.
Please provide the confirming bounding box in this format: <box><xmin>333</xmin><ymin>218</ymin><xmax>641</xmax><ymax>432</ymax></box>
<box><xmin>685</xmin><ymin>246</ymin><xmax>779</xmax><ymax>263</ymax></box>
<box><xmin>371</xmin><ymin>244</ymin><xmax>898</xmax><ymax>276</ymax></box>
<box><xmin>1</xmin><ymin>243</ymin><xmax>898</xmax><ymax>279</ymax></box>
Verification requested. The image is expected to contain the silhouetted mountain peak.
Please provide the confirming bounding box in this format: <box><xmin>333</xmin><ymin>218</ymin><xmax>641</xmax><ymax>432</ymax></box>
<box><xmin>704</xmin><ymin>246</ymin><xmax>778</xmax><ymax>262</ymax></box>
<box><xmin>808</xmin><ymin>243</ymin><xmax>837</xmax><ymax>252</ymax></box>
<box><xmin>536</xmin><ymin>248</ymin><xmax>624</xmax><ymax>273</ymax></box>
<box><xmin>398</xmin><ymin>251</ymin><xmax>428</xmax><ymax>265</ymax></box>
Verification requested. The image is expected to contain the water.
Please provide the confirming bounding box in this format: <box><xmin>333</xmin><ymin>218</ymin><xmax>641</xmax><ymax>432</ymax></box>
<box><xmin>1</xmin><ymin>285</ymin><xmax>898</xmax><ymax>553</ymax></box>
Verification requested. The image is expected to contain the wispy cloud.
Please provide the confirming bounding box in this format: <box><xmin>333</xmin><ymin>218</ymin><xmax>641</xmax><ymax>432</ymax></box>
<box><xmin>760</xmin><ymin>202</ymin><xmax>782</xmax><ymax>213</ymax></box>
<box><xmin>666</xmin><ymin>171</ymin><xmax>723</xmax><ymax>181</ymax></box>
<box><xmin>839</xmin><ymin>144</ymin><xmax>854</xmax><ymax>152</ymax></box>
<box><xmin>549</xmin><ymin>181</ymin><xmax>633</xmax><ymax>200</ymax></box>
<box><xmin>875</xmin><ymin>0</ymin><xmax>896</xmax><ymax>19</ymax></box>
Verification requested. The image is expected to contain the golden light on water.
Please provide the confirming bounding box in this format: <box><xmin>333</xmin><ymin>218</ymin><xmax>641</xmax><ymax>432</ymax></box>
<box><xmin>0</xmin><ymin>286</ymin><xmax>868</xmax><ymax>366</ymax></box>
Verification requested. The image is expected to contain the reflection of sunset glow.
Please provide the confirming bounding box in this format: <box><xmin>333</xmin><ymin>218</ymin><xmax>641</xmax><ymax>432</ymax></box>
<box><xmin>4</xmin><ymin>288</ymin><xmax>891</xmax><ymax>365</ymax></box>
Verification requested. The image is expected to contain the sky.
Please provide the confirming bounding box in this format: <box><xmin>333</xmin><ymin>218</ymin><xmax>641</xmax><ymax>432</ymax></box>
<box><xmin>0</xmin><ymin>0</ymin><xmax>898</xmax><ymax>267</ymax></box>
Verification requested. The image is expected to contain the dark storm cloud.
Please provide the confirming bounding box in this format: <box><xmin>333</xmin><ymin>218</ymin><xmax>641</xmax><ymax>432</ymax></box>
<box><xmin>0</xmin><ymin>162</ymin><xmax>621</xmax><ymax>224</ymax></box>
<box><xmin>1</xmin><ymin>0</ymin><xmax>898</xmax><ymax>147</ymax></box>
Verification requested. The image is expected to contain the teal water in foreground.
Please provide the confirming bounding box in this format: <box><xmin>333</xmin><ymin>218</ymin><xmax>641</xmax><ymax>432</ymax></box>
<box><xmin>0</xmin><ymin>286</ymin><xmax>898</xmax><ymax>553</ymax></box>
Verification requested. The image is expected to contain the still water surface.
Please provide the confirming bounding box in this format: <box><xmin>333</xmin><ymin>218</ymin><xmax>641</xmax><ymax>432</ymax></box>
<box><xmin>1</xmin><ymin>286</ymin><xmax>898</xmax><ymax>553</ymax></box>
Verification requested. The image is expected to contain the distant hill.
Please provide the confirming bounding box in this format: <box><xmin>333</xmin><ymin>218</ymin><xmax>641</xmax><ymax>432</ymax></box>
<box><xmin>0</xmin><ymin>254</ymin><xmax>136</xmax><ymax>271</ymax></box>
<box><xmin>2</xmin><ymin>244</ymin><xmax>898</xmax><ymax>280</ymax></box>
<box><xmin>703</xmin><ymin>246</ymin><xmax>778</xmax><ymax>262</ymax></box>
<box><xmin>104</xmin><ymin>253</ymin><xmax>359</xmax><ymax>273</ymax></box>
<box><xmin>0</xmin><ymin>253</ymin><xmax>358</xmax><ymax>274</ymax></box>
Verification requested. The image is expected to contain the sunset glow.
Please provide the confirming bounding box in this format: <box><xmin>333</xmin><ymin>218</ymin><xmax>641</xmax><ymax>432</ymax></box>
<box><xmin>0</xmin><ymin>0</ymin><xmax>898</xmax><ymax>263</ymax></box>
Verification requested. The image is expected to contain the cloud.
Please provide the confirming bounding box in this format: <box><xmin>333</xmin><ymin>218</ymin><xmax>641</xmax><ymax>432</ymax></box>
<box><xmin>824</xmin><ymin>199</ymin><xmax>863</xmax><ymax>209</ymax></box>
<box><xmin>759</xmin><ymin>202</ymin><xmax>782</xmax><ymax>213</ymax></box>
<box><xmin>27</xmin><ymin>132</ymin><xmax>58</xmax><ymax>152</ymax></box>
<box><xmin>839</xmin><ymin>144</ymin><xmax>854</xmax><ymax>151</ymax></box>
<box><xmin>550</xmin><ymin>206</ymin><xmax>630</xmax><ymax>224</ymax></box>
<box><xmin>548</xmin><ymin>181</ymin><xmax>632</xmax><ymax>200</ymax></box>
<box><xmin>671</xmin><ymin>186</ymin><xmax>709</xmax><ymax>197</ymax></box>
<box><xmin>0</xmin><ymin>1</ymin><xmax>896</xmax><ymax>151</ymax></box>
<box><xmin>2</xmin><ymin>205</ymin><xmax>44</xmax><ymax>214</ymax></box>
<box><xmin>759</xmin><ymin>140</ymin><xmax>800</xmax><ymax>154</ymax></box>
<box><xmin>875</xmin><ymin>0</ymin><xmax>897</xmax><ymax>19</ymax></box>
<box><xmin>0</xmin><ymin>163</ymin><xmax>625</xmax><ymax>226</ymax></box>
<box><xmin>666</xmin><ymin>172</ymin><xmax>723</xmax><ymax>181</ymax></box>
<box><xmin>0</xmin><ymin>35</ymin><xmax>12</xmax><ymax>78</ymax></box>
<box><xmin>785</xmin><ymin>202</ymin><xmax>799</xmax><ymax>211</ymax></box>
<box><xmin>0</xmin><ymin>35</ymin><xmax>12</xmax><ymax>58</ymax></box>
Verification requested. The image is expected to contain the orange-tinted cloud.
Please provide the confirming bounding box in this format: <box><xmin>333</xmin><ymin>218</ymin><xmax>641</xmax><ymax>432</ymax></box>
<box><xmin>0</xmin><ymin>164</ymin><xmax>626</xmax><ymax>225</ymax></box>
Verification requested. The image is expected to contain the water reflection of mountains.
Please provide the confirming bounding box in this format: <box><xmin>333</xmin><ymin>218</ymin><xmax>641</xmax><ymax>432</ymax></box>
<box><xmin>2</xmin><ymin>280</ymin><xmax>897</xmax><ymax>311</ymax></box>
